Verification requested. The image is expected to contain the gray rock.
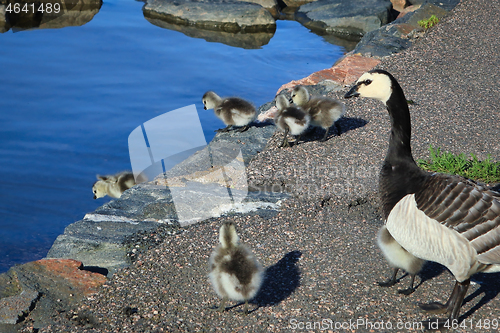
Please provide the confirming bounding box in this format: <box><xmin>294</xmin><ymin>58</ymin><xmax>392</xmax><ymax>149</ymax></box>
<box><xmin>143</xmin><ymin>0</ymin><xmax>276</xmax><ymax>33</ymax></box>
<box><xmin>296</xmin><ymin>0</ymin><xmax>392</xmax><ymax>37</ymax></box>
<box><xmin>1</xmin><ymin>0</ymin><xmax>102</xmax><ymax>32</ymax></box>
<box><xmin>232</xmin><ymin>0</ymin><xmax>280</xmax><ymax>18</ymax></box>
<box><xmin>0</xmin><ymin>5</ymin><xmax>10</xmax><ymax>33</ymax></box>
<box><xmin>46</xmin><ymin>113</ymin><xmax>286</xmax><ymax>276</ymax></box>
<box><xmin>351</xmin><ymin>0</ymin><xmax>459</xmax><ymax>57</ymax></box>
<box><xmin>144</xmin><ymin>16</ymin><xmax>274</xmax><ymax>49</ymax></box>
<box><xmin>0</xmin><ymin>290</ymin><xmax>39</xmax><ymax>324</ymax></box>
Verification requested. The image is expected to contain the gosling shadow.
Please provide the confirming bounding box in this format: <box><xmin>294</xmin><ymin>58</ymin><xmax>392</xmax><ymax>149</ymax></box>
<box><xmin>252</xmin><ymin>250</ymin><xmax>302</xmax><ymax>307</ymax></box>
<box><xmin>417</xmin><ymin>261</ymin><xmax>447</xmax><ymax>286</ymax></box>
<box><xmin>303</xmin><ymin>117</ymin><xmax>368</xmax><ymax>142</ymax></box>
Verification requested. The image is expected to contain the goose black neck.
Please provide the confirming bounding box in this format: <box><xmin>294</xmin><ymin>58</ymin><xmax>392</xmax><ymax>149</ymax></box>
<box><xmin>385</xmin><ymin>76</ymin><xmax>415</xmax><ymax>166</ymax></box>
<box><xmin>379</xmin><ymin>72</ymin><xmax>426</xmax><ymax>219</ymax></box>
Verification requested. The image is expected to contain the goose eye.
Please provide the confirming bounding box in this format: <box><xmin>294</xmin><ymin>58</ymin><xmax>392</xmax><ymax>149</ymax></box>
<box><xmin>364</xmin><ymin>79</ymin><xmax>372</xmax><ymax>85</ymax></box>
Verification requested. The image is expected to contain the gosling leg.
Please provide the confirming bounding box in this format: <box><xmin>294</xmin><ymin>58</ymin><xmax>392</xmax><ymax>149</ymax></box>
<box><xmin>398</xmin><ymin>273</ymin><xmax>417</xmax><ymax>295</ymax></box>
<box><xmin>320</xmin><ymin>127</ymin><xmax>330</xmax><ymax>142</ymax></box>
<box><xmin>243</xmin><ymin>300</ymin><xmax>249</xmax><ymax>316</ymax></box>
<box><xmin>216</xmin><ymin>125</ymin><xmax>232</xmax><ymax>133</ymax></box>
<box><xmin>279</xmin><ymin>128</ymin><xmax>290</xmax><ymax>148</ymax></box>
<box><xmin>217</xmin><ymin>297</ymin><xmax>228</xmax><ymax>312</ymax></box>
<box><xmin>378</xmin><ymin>268</ymin><xmax>399</xmax><ymax>287</ymax></box>
<box><xmin>237</xmin><ymin>124</ymin><xmax>250</xmax><ymax>132</ymax></box>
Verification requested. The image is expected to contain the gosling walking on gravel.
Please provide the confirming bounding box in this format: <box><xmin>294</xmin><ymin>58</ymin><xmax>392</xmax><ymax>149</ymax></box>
<box><xmin>202</xmin><ymin>91</ymin><xmax>256</xmax><ymax>133</ymax></box>
<box><xmin>274</xmin><ymin>95</ymin><xmax>310</xmax><ymax>148</ymax></box>
<box><xmin>290</xmin><ymin>85</ymin><xmax>345</xmax><ymax>141</ymax></box>
<box><xmin>209</xmin><ymin>221</ymin><xmax>263</xmax><ymax>314</ymax></box>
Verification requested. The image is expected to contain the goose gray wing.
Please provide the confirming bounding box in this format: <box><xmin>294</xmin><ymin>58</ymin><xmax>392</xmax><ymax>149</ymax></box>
<box><xmin>414</xmin><ymin>173</ymin><xmax>500</xmax><ymax>264</ymax></box>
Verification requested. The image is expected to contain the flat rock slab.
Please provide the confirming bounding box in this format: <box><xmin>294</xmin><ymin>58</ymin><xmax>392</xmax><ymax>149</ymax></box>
<box><xmin>144</xmin><ymin>16</ymin><xmax>274</xmax><ymax>49</ymax></box>
<box><xmin>144</xmin><ymin>0</ymin><xmax>276</xmax><ymax>33</ymax></box>
<box><xmin>296</xmin><ymin>0</ymin><xmax>392</xmax><ymax>37</ymax></box>
<box><xmin>0</xmin><ymin>290</ymin><xmax>39</xmax><ymax>324</ymax></box>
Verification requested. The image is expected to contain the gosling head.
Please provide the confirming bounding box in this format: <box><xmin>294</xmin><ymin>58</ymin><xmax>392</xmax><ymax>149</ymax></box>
<box><xmin>344</xmin><ymin>69</ymin><xmax>393</xmax><ymax>104</ymax></box>
<box><xmin>290</xmin><ymin>85</ymin><xmax>310</xmax><ymax>106</ymax></box>
<box><xmin>219</xmin><ymin>221</ymin><xmax>239</xmax><ymax>249</ymax></box>
<box><xmin>275</xmin><ymin>95</ymin><xmax>290</xmax><ymax>111</ymax></box>
<box><xmin>202</xmin><ymin>91</ymin><xmax>221</xmax><ymax>110</ymax></box>
<box><xmin>92</xmin><ymin>180</ymin><xmax>107</xmax><ymax>199</ymax></box>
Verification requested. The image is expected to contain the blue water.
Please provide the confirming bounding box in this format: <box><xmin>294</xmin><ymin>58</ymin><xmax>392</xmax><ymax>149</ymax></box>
<box><xmin>0</xmin><ymin>0</ymin><xmax>346</xmax><ymax>273</ymax></box>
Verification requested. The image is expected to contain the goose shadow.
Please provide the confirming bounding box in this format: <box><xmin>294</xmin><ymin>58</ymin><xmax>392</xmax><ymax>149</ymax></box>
<box><xmin>459</xmin><ymin>272</ymin><xmax>500</xmax><ymax>320</ymax></box>
<box><xmin>252</xmin><ymin>250</ymin><xmax>302</xmax><ymax>308</ymax></box>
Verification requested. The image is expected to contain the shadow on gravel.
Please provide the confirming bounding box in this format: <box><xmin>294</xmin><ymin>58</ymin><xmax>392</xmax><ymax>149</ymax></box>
<box><xmin>252</xmin><ymin>250</ymin><xmax>302</xmax><ymax>308</ymax></box>
<box><xmin>338</xmin><ymin>117</ymin><xmax>368</xmax><ymax>134</ymax></box>
<box><xmin>460</xmin><ymin>272</ymin><xmax>500</xmax><ymax>320</ymax></box>
<box><xmin>418</xmin><ymin>261</ymin><xmax>447</xmax><ymax>286</ymax></box>
<box><xmin>301</xmin><ymin>117</ymin><xmax>368</xmax><ymax>142</ymax></box>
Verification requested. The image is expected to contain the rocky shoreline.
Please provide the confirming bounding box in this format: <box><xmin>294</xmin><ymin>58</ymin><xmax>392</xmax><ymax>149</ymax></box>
<box><xmin>0</xmin><ymin>0</ymin><xmax>460</xmax><ymax>331</ymax></box>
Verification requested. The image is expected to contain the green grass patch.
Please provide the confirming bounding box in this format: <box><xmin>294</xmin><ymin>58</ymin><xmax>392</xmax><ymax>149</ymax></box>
<box><xmin>417</xmin><ymin>145</ymin><xmax>500</xmax><ymax>183</ymax></box>
<box><xmin>418</xmin><ymin>15</ymin><xmax>439</xmax><ymax>30</ymax></box>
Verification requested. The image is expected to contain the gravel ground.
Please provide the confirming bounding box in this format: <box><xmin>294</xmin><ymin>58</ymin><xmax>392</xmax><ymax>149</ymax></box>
<box><xmin>24</xmin><ymin>0</ymin><xmax>500</xmax><ymax>331</ymax></box>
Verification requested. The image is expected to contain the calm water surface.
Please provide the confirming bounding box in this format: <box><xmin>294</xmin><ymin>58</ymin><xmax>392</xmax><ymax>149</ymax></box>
<box><xmin>0</xmin><ymin>0</ymin><xmax>346</xmax><ymax>273</ymax></box>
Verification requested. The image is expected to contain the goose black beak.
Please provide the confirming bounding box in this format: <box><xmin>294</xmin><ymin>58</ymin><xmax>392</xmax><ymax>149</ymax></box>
<box><xmin>344</xmin><ymin>84</ymin><xmax>360</xmax><ymax>99</ymax></box>
<box><xmin>203</xmin><ymin>106</ymin><xmax>207</xmax><ymax>110</ymax></box>
<box><xmin>288</xmin><ymin>97</ymin><xmax>293</xmax><ymax>103</ymax></box>
<box><xmin>93</xmin><ymin>195</ymin><xmax>97</xmax><ymax>199</ymax></box>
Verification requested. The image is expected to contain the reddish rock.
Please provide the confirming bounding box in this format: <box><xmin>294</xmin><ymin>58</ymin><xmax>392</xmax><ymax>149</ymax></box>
<box><xmin>397</xmin><ymin>4</ymin><xmax>422</xmax><ymax>19</ymax></box>
<box><xmin>391</xmin><ymin>0</ymin><xmax>408</xmax><ymax>12</ymax></box>
<box><xmin>32</xmin><ymin>259</ymin><xmax>106</xmax><ymax>296</ymax></box>
<box><xmin>277</xmin><ymin>54</ymin><xmax>381</xmax><ymax>93</ymax></box>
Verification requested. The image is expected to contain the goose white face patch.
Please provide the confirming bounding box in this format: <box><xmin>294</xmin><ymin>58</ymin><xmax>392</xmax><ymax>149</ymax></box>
<box><xmin>355</xmin><ymin>72</ymin><xmax>392</xmax><ymax>104</ymax></box>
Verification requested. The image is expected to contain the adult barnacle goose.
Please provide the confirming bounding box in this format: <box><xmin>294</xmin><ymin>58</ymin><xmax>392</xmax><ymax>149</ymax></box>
<box><xmin>202</xmin><ymin>91</ymin><xmax>256</xmax><ymax>133</ymax></box>
<box><xmin>345</xmin><ymin>69</ymin><xmax>500</xmax><ymax>327</ymax></box>
<box><xmin>209</xmin><ymin>221</ymin><xmax>264</xmax><ymax>315</ymax></box>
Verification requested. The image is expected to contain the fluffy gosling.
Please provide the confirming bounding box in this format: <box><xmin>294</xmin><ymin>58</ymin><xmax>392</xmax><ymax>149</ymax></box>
<box><xmin>377</xmin><ymin>225</ymin><xmax>424</xmax><ymax>295</ymax></box>
<box><xmin>209</xmin><ymin>221</ymin><xmax>264</xmax><ymax>314</ymax></box>
<box><xmin>274</xmin><ymin>95</ymin><xmax>310</xmax><ymax>148</ymax></box>
<box><xmin>92</xmin><ymin>171</ymin><xmax>136</xmax><ymax>199</ymax></box>
<box><xmin>290</xmin><ymin>85</ymin><xmax>345</xmax><ymax>141</ymax></box>
<box><xmin>202</xmin><ymin>91</ymin><xmax>256</xmax><ymax>133</ymax></box>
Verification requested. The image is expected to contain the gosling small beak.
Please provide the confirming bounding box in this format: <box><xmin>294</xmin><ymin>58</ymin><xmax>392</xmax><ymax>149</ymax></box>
<box><xmin>203</xmin><ymin>106</ymin><xmax>207</xmax><ymax>110</ymax></box>
<box><xmin>288</xmin><ymin>97</ymin><xmax>293</xmax><ymax>103</ymax></box>
<box><xmin>93</xmin><ymin>195</ymin><xmax>97</xmax><ymax>199</ymax></box>
<box><xmin>344</xmin><ymin>84</ymin><xmax>360</xmax><ymax>99</ymax></box>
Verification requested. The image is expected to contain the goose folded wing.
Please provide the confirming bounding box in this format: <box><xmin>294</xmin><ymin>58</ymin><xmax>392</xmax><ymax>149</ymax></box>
<box><xmin>414</xmin><ymin>173</ymin><xmax>500</xmax><ymax>264</ymax></box>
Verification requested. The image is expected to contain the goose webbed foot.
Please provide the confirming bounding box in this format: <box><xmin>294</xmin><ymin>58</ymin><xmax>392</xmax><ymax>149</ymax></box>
<box><xmin>419</xmin><ymin>302</ymin><xmax>450</xmax><ymax>314</ymax></box>
<box><xmin>237</xmin><ymin>125</ymin><xmax>250</xmax><ymax>132</ymax></box>
<box><xmin>216</xmin><ymin>125</ymin><xmax>232</xmax><ymax>133</ymax></box>
<box><xmin>419</xmin><ymin>280</ymin><xmax>470</xmax><ymax>330</ymax></box>
<box><xmin>377</xmin><ymin>268</ymin><xmax>398</xmax><ymax>287</ymax></box>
